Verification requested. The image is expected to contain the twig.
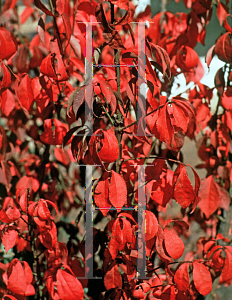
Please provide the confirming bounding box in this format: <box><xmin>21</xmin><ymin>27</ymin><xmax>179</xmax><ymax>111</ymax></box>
<box><xmin>111</xmin><ymin>3</ymin><xmax>123</xmax><ymax>174</ymax></box>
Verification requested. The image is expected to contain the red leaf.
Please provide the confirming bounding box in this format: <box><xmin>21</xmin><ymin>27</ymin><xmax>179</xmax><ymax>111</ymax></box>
<box><xmin>71</xmin><ymin>86</ymin><xmax>85</xmax><ymax>116</ymax></box>
<box><xmin>224</xmin><ymin>14</ymin><xmax>232</xmax><ymax>32</ymax></box>
<box><xmin>154</xmin><ymin>104</ymin><xmax>174</xmax><ymax>146</ymax></box>
<box><xmin>22</xmin><ymin>261</ymin><xmax>33</xmax><ymax>285</ymax></box>
<box><xmin>173</xmin><ymin>97</ymin><xmax>196</xmax><ymax>139</ymax></box>
<box><xmin>146</xmin><ymin>236</ymin><xmax>156</xmax><ymax>258</ymax></box>
<box><xmin>34</xmin><ymin>0</ymin><xmax>56</xmax><ymax>16</ymax></box>
<box><xmin>145</xmin><ymin>211</ymin><xmax>158</xmax><ymax>241</ymax></box>
<box><xmin>109</xmin><ymin>171</ymin><xmax>127</xmax><ymax>210</ymax></box>
<box><xmin>147</xmin><ymin>41</ymin><xmax>171</xmax><ymax>79</ymax></box>
<box><xmin>37</xmin><ymin>14</ymin><xmax>47</xmax><ymax>47</ymax></box>
<box><xmin>94</xmin><ymin>79</ymin><xmax>117</xmax><ymax>115</ymax></box>
<box><xmin>214</xmin><ymin>32</ymin><xmax>232</xmax><ymax>64</ymax></box>
<box><xmin>217</xmin><ymin>1</ymin><xmax>228</xmax><ymax>26</ymax></box>
<box><xmin>40</xmin><ymin>200</ymin><xmax>58</xmax><ymax>220</ymax></box>
<box><xmin>196</xmin><ymin>103</ymin><xmax>211</xmax><ymax>126</ymax></box>
<box><xmin>224</xmin><ymin>110</ymin><xmax>232</xmax><ymax>131</ymax></box>
<box><xmin>164</xmin><ymin>219</ymin><xmax>189</xmax><ymax>231</ymax></box>
<box><xmin>163</xmin><ymin>285</ymin><xmax>177</xmax><ymax>300</ymax></box>
<box><xmin>184</xmin><ymin>58</ymin><xmax>204</xmax><ymax>84</ymax></box>
<box><xmin>0</xmin><ymin>27</ymin><xmax>18</xmax><ymax>60</ymax></box>
<box><xmin>20</xmin><ymin>6</ymin><xmax>34</xmax><ymax>24</ymax></box>
<box><xmin>118</xmin><ymin>212</ymin><xmax>137</xmax><ymax>224</ymax></box>
<box><xmin>88</xmin><ymin>127</ymin><xmax>119</xmax><ymax>165</ymax></box>
<box><xmin>12</xmin><ymin>44</ymin><xmax>30</xmax><ymax>73</ymax></box>
<box><xmin>54</xmin><ymin>148</ymin><xmax>72</xmax><ymax>166</ymax></box>
<box><xmin>40</xmin><ymin>53</ymin><xmax>69</xmax><ymax>81</ymax></box>
<box><xmin>56</xmin><ymin>269</ymin><xmax>84</xmax><ymax>300</ymax></box>
<box><xmin>133</xmin><ymin>287</ymin><xmax>145</xmax><ymax>299</ymax></box>
<box><xmin>176</xmin><ymin>46</ymin><xmax>199</xmax><ymax>71</ymax></box>
<box><xmin>220</xmin><ymin>247</ymin><xmax>232</xmax><ymax>282</ymax></box>
<box><xmin>147</xmin><ymin>159</ymin><xmax>167</xmax><ymax>182</ymax></box>
<box><xmin>94</xmin><ymin>172</ymin><xmax>111</xmax><ymax>216</ymax></box>
<box><xmin>173</xmin><ymin>164</ymin><xmax>196</xmax><ymax>209</ymax></box>
<box><xmin>174</xmin><ymin>263</ymin><xmax>189</xmax><ymax>291</ymax></box>
<box><xmin>126</xmin><ymin>77</ymin><xmax>137</xmax><ymax>109</ymax></box>
<box><xmin>40</xmin><ymin>222</ymin><xmax>57</xmax><ymax>249</ymax></box>
<box><xmin>70</xmin><ymin>35</ymin><xmax>81</xmax><ymax>58</ymax></box>
<box><xmin>56</xmin><ymin>0</ymin><xmax>66</xmax><ymax>15</ymax></box>
<box><xmin>164</xmin><ymin>228</ymin><xmax>184</xmax><ymax>260</ymax></box>
<box><xmin>216</xmin><ymin>184</ymin><xmax>230</xmax><ymax>211</ymax></box>
<box><xmin>148</xmin><ymin>171</ymin><xmax>174</xmax><ymax>207</ymax></box>
<box><xmin>198</xmin><ymin>175</ymin><xmax>221</xmax><ymax>219</ymax></box>
<box><xmin>205</xmin><ymin>45</ymin><xmax>215</xmax><ymax>67</ymax></box>
<box><xmin>15</xmin><ymin>74</ymin><xmax>34</xmax><ymax>113</ymax></box>
<box><xmin>2</xmin><ymin>227</ymin><xmax>18</xmax><ymax>253</ymax></box>
<box><xmin>172</xmin><ymin>104</ymin><xmax>188</xmax><ymax>134</ymax></box>
<box><xmin>38</xmin><ymin>200</ymin><xmax>51</xmax><ymax>220</ymax></box>
<box><xmin>146</xmin><ymin>56</ymin><xmax>160</xmax><ymax>88</ymax></box>
<box><xmin>25</xmin><ymin>284</ymin><xmax>36</xmax><ymax>296</ymax></box>
<box><xmin>108</xmin><ymin>218</ymin><xmax>135</xmax><ymax>259</ymax></box>
<box><xmin>95</xmin><ymin>4</ymin><xmax>126</xmax><ymax>50</ymax></box>
<box><xmin>3</xmin><ymin>206</ymin><xmax>20</xmax><ymax>223</ymax></box>
<box><xmin>2</xmin><ymin>0</ymin><xmax>17</xmax><ymax>12</ymax></box>
<box><xmin>214</xmin><ymin>67</ymin><xmax>225</xmax><ymax>96</ymax></box>
<box><xmin>0</xmin><ymin>209</ymin><xmax>11</xmax><ymax>223</ymax></box>
<box><xmin>107</xmin><ymin>222</ymin><xmax>121</xmax><ymax>259</ymax></box>
<box><xmin>40</xmin><ymin>119</ymin><xmax>67</xmax><ymax>145</ymax></box>
<box><xmin>0</xmin><ymin>60</ymin><xmax>11</xmax><ymax>92</ymax></box>
<box><xmin>0</xmin><ymin>89</ymin><xmax>15</xmax><ymax>117</ymax></box>
<box><xmin>29</xmin><ymin>45</ymin><xmax>45</xmax><ymax>69</ymax></box>
<box><xmin>104</xmin><ymin>264</ymin><xmax>122</xmax><ymax>290</ymax></box>
<box><xmin>108</xmin><ymin>0</ymin><xmax>129</xmax><ymax>10</ymax></box>
<box><xmin>206</xmin><ymin>245</ymin><xmax>223</xmax><ymax>268</ymax></box>
<box><xmin>16</xmin><ymin>175</ymin><xmax>39</xmax><ymax>193</ymax></box>
<box><xmin>221</xmin><ymin>89</ymin><xmax>232</xmax><ymax>110</ymax></box>
<box><xmin>61</xmin><ymin>13</ymin><xmax>72</xmax><ymax>42</ymax></box>
<box><xmin>28</xmin><ymin>202</ymin><xmax>37</xmax><ymax>218</ymax></box>
<box><xmin>155</xmin><ymin>226</ymin><xmax>173</xmax><ymax>262</ymax></box>
<box><xmin>193</xmin><ymin>261</ymin><xmax>212</xmax><ymax>296</ymax></box>
<box><xmin>7</xmin><ymin>259</ymin><xmax>28</xmax><ymax>296</ymax></box>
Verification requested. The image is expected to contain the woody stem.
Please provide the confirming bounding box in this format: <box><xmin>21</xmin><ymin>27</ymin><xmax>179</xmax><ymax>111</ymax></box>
<box><xmin>111</xmin><ymin>3</ymin><xmax>122</xmax><ymax>174</ymax></box>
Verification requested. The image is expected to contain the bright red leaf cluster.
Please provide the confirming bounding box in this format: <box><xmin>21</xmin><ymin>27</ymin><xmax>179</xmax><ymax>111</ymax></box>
<box><xmin>0</xmin><ymin>0</ymin><xmax>232</xmax><ymax>299</ymax></box>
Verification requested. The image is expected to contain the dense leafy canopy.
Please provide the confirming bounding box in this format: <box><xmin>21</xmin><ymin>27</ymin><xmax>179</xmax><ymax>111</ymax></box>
<box><xmin>0</xmin><ymin>0</ymin><xmax>232</xmax><ymax>299</ymax></box>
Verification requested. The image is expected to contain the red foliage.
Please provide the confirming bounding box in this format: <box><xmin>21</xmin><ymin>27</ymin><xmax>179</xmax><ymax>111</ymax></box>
<box><xmin>0</xmin><ymin>0</ymin><xmax>232</xmax><ymax>299</ymax></box>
